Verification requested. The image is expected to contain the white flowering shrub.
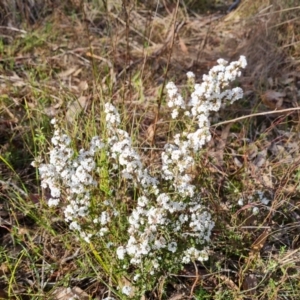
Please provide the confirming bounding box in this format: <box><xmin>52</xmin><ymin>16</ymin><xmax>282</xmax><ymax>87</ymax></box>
<box><xmin>32</xmin><ymin>56</ymin><xmax>247</xmax><ymax>298</ymax></box>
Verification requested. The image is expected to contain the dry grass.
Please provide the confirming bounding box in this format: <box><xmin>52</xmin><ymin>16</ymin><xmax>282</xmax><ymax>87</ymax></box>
<box><xmin>1</xmin><ymin>0</ymin><xmax>300</xmax><ymax>299</ymax></box>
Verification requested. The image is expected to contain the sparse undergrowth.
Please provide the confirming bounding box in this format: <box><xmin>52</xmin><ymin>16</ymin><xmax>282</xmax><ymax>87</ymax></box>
<box><xmin>1</xmin><ymin>1</ymin><xmax>300</xmax><ymax>299</ymax></box>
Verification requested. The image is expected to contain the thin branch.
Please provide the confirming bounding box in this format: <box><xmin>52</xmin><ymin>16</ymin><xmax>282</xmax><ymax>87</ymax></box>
<box><xmin>213</xmin><ymin>107</ymin><xmax>300</xmax><ymax>127</ymax></box>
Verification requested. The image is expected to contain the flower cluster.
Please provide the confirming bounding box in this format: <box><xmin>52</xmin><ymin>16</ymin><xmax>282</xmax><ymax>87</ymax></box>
<box><xmin>116</xmin><ymin>191</ymin><xmax>215</xmax><ymax>273</ymax></box>
<box><xmin>103</xmin><ymin>104</ymin><xmax>215</xmax><ymax>272</ymax></box>
<box><xmin>166</xmin><ymin>56</ymin><xmax>247</xmax><ymax>121</ymax></box>
<box><xmin>33</xmin><ymin>119</ymin><xmax>104</xmax><ymax>242</ymax></box>
<box><xmin>104</xmin><ymin>103</ymin><xmax>159</xmax><ymax>193</ymax></box>
<box><xmin>163</xmin><ymin>56</ymin><xmax>247</xmax><ymax>198</ymax></box>
<box><xmin>33</xmin><ymin>56</ymin><xmax>247</xmax><ymax>297</ymax></box>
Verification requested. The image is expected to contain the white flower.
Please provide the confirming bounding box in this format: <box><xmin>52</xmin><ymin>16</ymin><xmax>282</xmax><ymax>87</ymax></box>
<box><xmin>117</xmin><ymin>246</ymin><xmax>126</xmax><ymax>260</ymax></box>
<box><xmin>261</xmin><ymin>197</ymin><xmax>270</xmax><ymax>205</ymax></box>
<box><xmin>182</xmin><ymin>247</ymin><xmax>209</xmax><ymax>264</ymax></box>
<box><xmin>153</xmin><ymin>236</ymin><xmax>167</xmax><ymax>249</ymax></box>
<box><xmin>99</xmin><ymin>227</ymin><xmax>109</xmax><ymax>236</ymax></box>
<box><xmin>252</xmin><ymin>207</ymin><xmax>259</xmax><ymax>215</ymax></box>
<box><xmin>137</xmin><ymin>196</ymin><xmax>148</xmax><ymax>207</ymax></box>
<box><xmin>133</xmin><ymin>274</ymin><xmax>140</xmax><ymax>281</ymax></box>
<box><xmin>147</xmin><ymin>207</ymin><xmax>166</xmax><ymax>225</ymax></box>
<box><xmin>48</xmin><ymin>198</ymin><xmax>60</xmax><ymax>207</ymax></box>
<box><xmin>238</xmin><ymin>198</ymin><xmax>244</xmax><ymax>206</ymax></box>
<box><xmin>239</xmin><ymin>55</ymin><xmax>247</xmax><ymax>68</ymax></box>
<box><xmin>121</xmin><ymin>285</ymin><xmax>132</xmax><ymax>296</ymax></box>
<box><xmin>168</xmin><ymin>242</ymin><xmax>177</xmax><ymax>253</ymax></box>
<box><xmin>257</xmin><ymin>191</ymin><xmax>271</xmax><ymax>205</ymax></box>
<box><xmin>106</xmin><ymin>242</ymin><xmax>114</xmax><ymax>248</ymax></box>
<box><xmin>69</xmin><ymin>221</ymin><xmax>81</xmax><ymax>231</ymax></box>
<box><xmin>152</xmin><ymin>259</ymin><xmax>160</xmax><ymax>269</ymax></box>
<box><xmin>187</xmin><ymin>71</ymin><xmax>195</xmax><ymax>78</ymax></box>
<box><xmin>171</xmin><ymin>109</ymin><xmax>179</xmax><ymax>119</ymax></box>
<box><xmin>100</xmin><ymin>211</ymin><xmax>110</xmax><ymax>225</ymax></box>
<box><xmin>80</xmin><ymin>232</ymin><xmax>92</xmax><ymax>243</ymax></box>
<box><xmin>217</xmin><ymin>58</ymin><xmax>228</xmax><ymax>66</ymax></box>
<box><xmin>104</xmin><ymin>103</ymin><xmax>121</xmax><ymax>127</ymax></box>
